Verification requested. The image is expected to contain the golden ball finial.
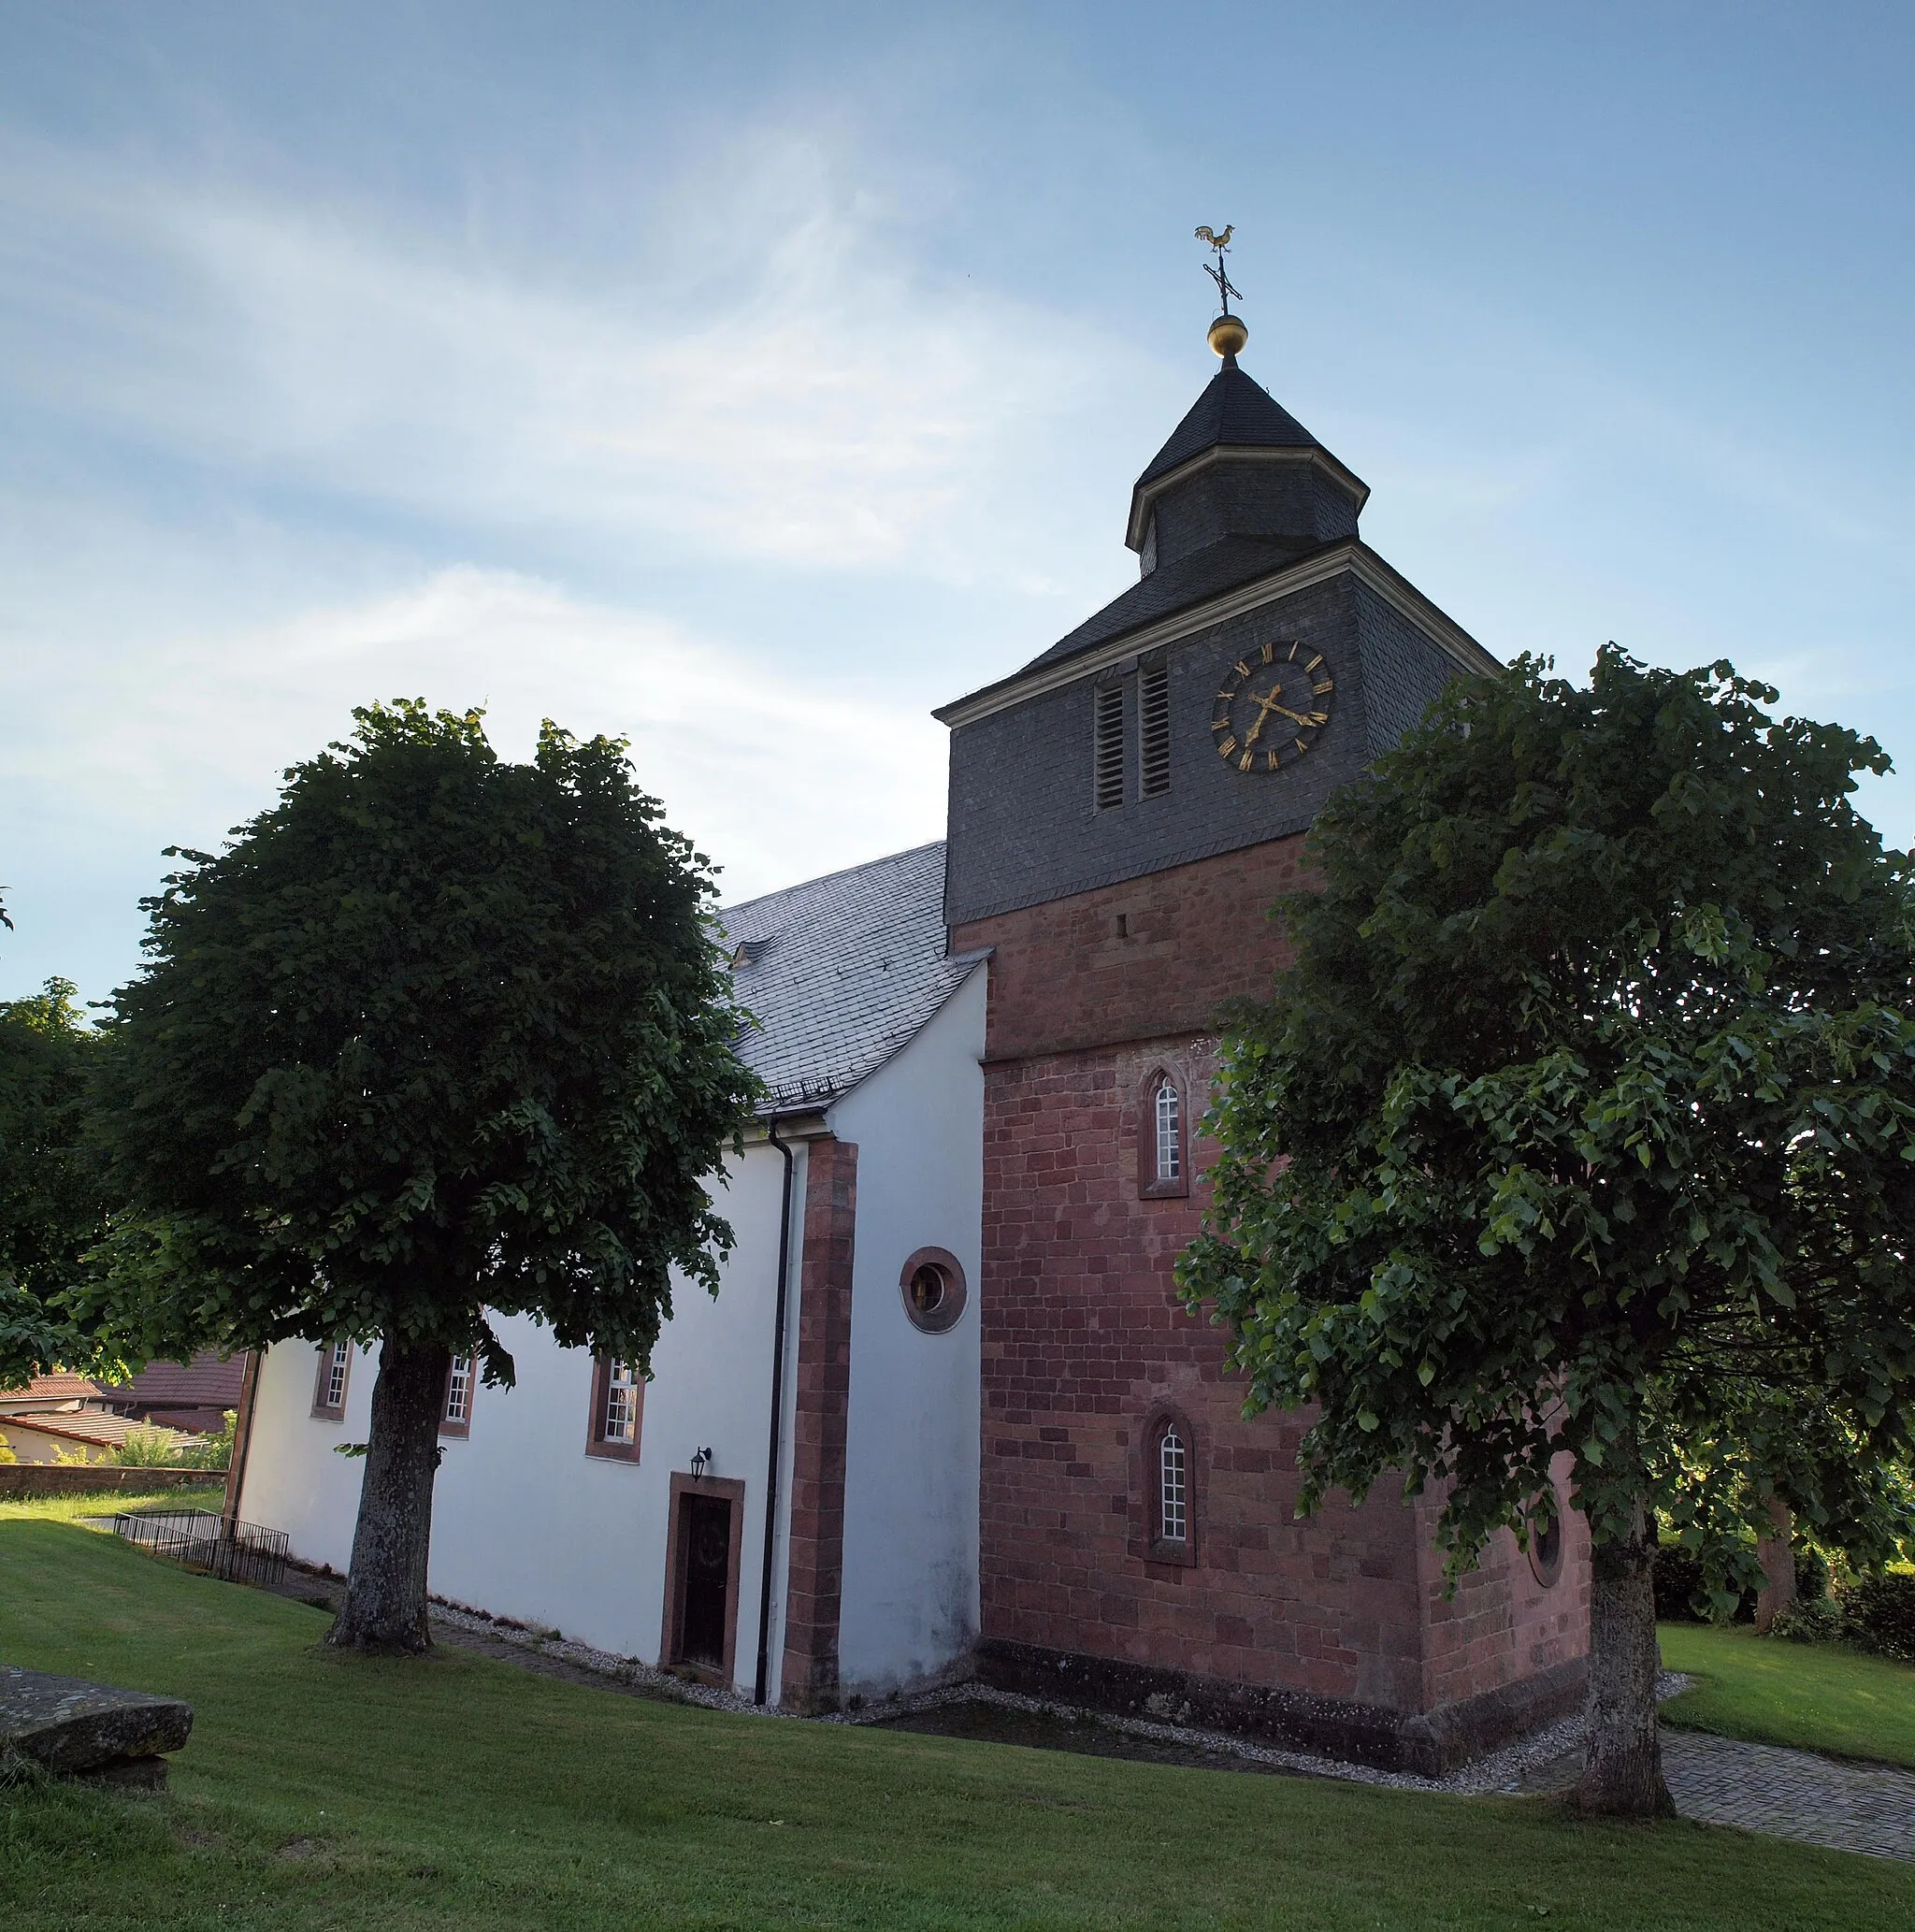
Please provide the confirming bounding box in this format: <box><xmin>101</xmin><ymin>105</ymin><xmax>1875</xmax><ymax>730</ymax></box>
<box><xmin>1207</xmin><ymin>312</ymin><xmax>1248</xmax><ymax>359</ymax></box>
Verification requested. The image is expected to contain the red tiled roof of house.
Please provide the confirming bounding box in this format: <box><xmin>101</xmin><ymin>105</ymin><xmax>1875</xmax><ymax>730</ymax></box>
<box><xmin>0</xmin><ymin>1370</ymin><xmax>102</xmax><ymax>1407</ymax></box>
<box><xmin>0</xmin><ymin>1411</ymin><xmax>200</xmax><ymax>1451</ymax></box>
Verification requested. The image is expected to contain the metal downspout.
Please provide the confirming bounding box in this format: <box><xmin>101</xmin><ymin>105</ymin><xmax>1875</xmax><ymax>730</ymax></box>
<box><xmin>754</xmin><ymin>1117</ymin><xmax>798</xmax><ymax>1706</ymax></box>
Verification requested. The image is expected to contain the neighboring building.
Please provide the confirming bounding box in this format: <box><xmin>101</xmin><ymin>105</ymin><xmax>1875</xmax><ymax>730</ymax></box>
<box><xmin>93</xmin><ymin>1351</ymin><xmax>246</xmax><ymax>1435</ymax></box>
<box><xmin>235</xmin><ymin>320</ymin><xmax>1590</xmax><ymax>1766</ymax></box>
<box><xmin>0</xmin><ymin>1407</ymin><xmax>199</xmax><ymax>1465</ymax></box>
<box><xmin>0</xmin><ymin>1371</ymin><xmax>104</xmax><ymax>1417</ymax></box>
<box><xmin>0</xmin><ymin>1358</ymin><xmax>233</xmax><ymax>1464</ymax></box>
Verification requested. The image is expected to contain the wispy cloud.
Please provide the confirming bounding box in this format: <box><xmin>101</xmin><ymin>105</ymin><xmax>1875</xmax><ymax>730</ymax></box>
<box><xmin>5</xmin><ymin>563</ymin><xmax>948</xmax><ymax>948</ymax></box>
<box><xmin>0</xmin><ymin>125</ymin><xmax>1134</xmax><ymax>585</ymax></box>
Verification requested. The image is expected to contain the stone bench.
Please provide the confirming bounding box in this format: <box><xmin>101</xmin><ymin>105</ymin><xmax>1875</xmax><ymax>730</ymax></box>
<box><xmin>0</xmin><ymin>1665</ymin><xmax>193</xmax><ymax>1790</ymax></box>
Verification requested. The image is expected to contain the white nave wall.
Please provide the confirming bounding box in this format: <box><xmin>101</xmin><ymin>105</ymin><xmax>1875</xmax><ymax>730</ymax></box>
<box><xmin>241</xmin><ymin>1138</ymin><xmax>805</xmax><ymax>1692</ymax></box>
<box><xmin>830</xmin><ymin>964</ymin><xmax>986</xmax><ymax>1698</ymax></box>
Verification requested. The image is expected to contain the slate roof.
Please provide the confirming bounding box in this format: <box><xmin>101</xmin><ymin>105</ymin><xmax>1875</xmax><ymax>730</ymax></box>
<box><xmin>721</xmin><ymin>842</ymin><xmax>985</xmax><ymax>1113</ymax></box>
<box><xmin>1135</xmin><ymin>364</ymin><xmax>1324</xmax><ymax>488</ymax></box>
<box><xmin>1018</xmin><ymin>534</ymin><xmax>1344</xmax><ymax>678</ymax></box>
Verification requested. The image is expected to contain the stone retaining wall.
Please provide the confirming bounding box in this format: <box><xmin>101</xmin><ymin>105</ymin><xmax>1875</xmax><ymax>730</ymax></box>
<box><xmin>0</xmin><ymin>1465</ymin><xmax>218</xmax><ymax>1500</ymax></box>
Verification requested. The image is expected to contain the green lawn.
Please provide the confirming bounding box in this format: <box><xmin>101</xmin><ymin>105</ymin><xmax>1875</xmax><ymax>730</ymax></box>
<box><xmin>2</xmin><ymin>1524</ymin><xmax>1910</xmax><ymax>1932</ymax></box>
<box><xmin>0</xmin><ymin>1481</ymin><xmax>226</xmax><ymax>1524</ymax></box>
<box><xmin>1660</xmin><ymin>1622</ymin><xmax>1915</xmax><ymax>1768</ymax></box>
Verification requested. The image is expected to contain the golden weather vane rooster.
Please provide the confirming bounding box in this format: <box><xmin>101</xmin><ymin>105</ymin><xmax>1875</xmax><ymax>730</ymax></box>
<box><xmin>1195</xmin><ymin>224</ymin><xmax>1247</xmax><ymax>357</ymax></box>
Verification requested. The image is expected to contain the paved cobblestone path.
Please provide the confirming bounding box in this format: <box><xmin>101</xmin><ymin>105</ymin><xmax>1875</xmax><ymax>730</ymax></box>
<box><xmin>1661</xmin><ymin>1729</ymin><xmax>1915</xmax><ymax>1862</ymax></box>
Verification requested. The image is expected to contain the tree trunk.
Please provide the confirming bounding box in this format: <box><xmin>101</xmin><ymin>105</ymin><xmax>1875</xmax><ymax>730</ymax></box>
<box><xmin>1754</xmin><ymin>1497</ymin><xmax>1796</xmax><ymax>1635</ymax></box>
<box><xmin>326</xmin><ymin>1337</ymin><xmax>449</xmax><ymax>1654</ymax></box>
<box><xmin>1574</xmin><ymin>1505</ymin><xmax>1676</xmax><ymax>1818</ymax></box>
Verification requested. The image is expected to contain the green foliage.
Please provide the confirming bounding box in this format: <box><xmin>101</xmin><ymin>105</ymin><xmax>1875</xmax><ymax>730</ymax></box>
<box><xmin>79</xmin><ymin>701</ymin><xmax>761</xmax><ymax>1383</ymax></box>
<box><xmin>113</xmin><ymin>1425</ymin><xmax>187</xmax><ymax>1468</ymax></box>
<box><xmin>1769</xmin><ymin>1594</ymin><xmax>1845</xmax><ymax>1644</ymax></box>
<box><xmin>179</xmin><ymin>1408</ymin><xmax>238</xmax><ymax>1472</ymax></box>
<box><xmin>1179</xmin><ymin>648</ymin><xmax>1915</xmax><ymax>1595</ymax></box>
<box><xmin>1838</xmin><ymin>1571</ymin><xmax>1915</xmax><ymax>1662</ymax></box>
<box><xmin>104</xmin><ymin>1418</ymin><xmax>233</xmax><ymax>1470</ymax></box>
<box><xmin>0</xmin><ymin>980</ymin><xmax>119</xmax><ymax>1389</ymax></box>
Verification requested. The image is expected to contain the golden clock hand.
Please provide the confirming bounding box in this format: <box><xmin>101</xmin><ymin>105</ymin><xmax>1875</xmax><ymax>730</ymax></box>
<box><xmin>1242</xmin><ymin>684</ymin><xmax>1287</xmax><ymax>747</ymax></box>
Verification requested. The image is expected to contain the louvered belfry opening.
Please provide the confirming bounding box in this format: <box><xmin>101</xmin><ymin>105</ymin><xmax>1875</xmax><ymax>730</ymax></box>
<box><xmin>1138</xmin><ymin>665</ymin><xmax>1171</xmax><ymax>798</ymax></box>
<box><xmin>1094</xmin><ymin>682</ymin><xmax>1126</xmax><ymax>810</ymax></box>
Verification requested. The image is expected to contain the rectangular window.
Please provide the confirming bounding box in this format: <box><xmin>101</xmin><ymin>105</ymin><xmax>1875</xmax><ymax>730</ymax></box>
<box><xmin>602</xmin><ymin>1362</ymin><xmax>639</xmax><ymax>1442</ymax></box>
<box><xmin>1094</xmin><ymin>682</ymin><xmax>1126</xmax><ymax>811</ymax></box>
<box><xmin>440</xmin><ymin>1353</ymin><xmax>474</xmax><ymax>1437</ymax></box>
<box><xmin>586</xmin><ymin>1355</ymin><xmax>643</xmax><ymax>1462</ymax></box>
<box><xmin>1139</xmin><ymin>665</ymin><xmax>1171</xmax><ymax>798</ymax></box>
<box><xmin>312</xmin><ymin>1340</ymin><xmax>352</xmax><ymax>1420</ymax></box>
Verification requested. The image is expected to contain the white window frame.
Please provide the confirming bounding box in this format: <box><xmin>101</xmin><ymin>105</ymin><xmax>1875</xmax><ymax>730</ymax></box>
<box><xmin>1159</xmin><ymin>1424</ymin><xmax>1188</xmax><ymax>1544</ymax></box>
<box><xmin>442</xmin><ymin>1353</ymin><xmax>474</xmax><ymax>1430</ymax></box>
<box><xmin>1154</xmin><ymin>1077</ymin><xmax>1181</xmax><ymax>1183</ymax></box>
<box><xmin>602</xmin><ymin>1362</ymin><xmax>639</xmax><ymax>1444</ymax></box>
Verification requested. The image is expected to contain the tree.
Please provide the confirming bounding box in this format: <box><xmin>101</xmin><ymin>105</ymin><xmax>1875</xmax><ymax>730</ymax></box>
<box><xmin>1177</xmin><ymin>648</ymin><xmax>1915</xmax><ymax>1818</ymax></box>
<box><xmin>82</xmin><ymin>701</ymin><xmax>760</xmax><ymax>1651</ymax></box>
<box><xmin>0</xmin><ymin>976</ymin><xmax>118</xmax><ymax>1390</ymax></box>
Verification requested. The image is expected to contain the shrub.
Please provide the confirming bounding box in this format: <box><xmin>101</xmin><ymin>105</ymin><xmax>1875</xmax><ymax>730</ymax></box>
<box><xmin>1841</xmin><ymin>1573</ymin><xmax>1915</xmax><ymax>1663</ymax></box>
<box><xmin>1794</xmin><ymin>1542</ymin><xmax>1831</xmax><ymax>1603</ymax></box>
<box><xmin>1653</xmin><ymin>1543</ymin><xmax>1756</xmax><ymax>1623</ymax></box>
<box><xmin>114</xmin><ymin>1426</ymin><xmax>183</xmax><ymax>1467</ymax></box>
<box><xmin>1653</xmin><ymin>1544</ymin><xmax>1706</xmax><ymax>1622</ymax></box>
<box><xmin>1771</xmin><ymin>1595</ymin><xmax>1845</xmax><ymax>1644</ymax></box>
<box><xmin>174</xmin><ymin>1410</ymin><xmax>236</xmax><ymax>1472</ymax></box>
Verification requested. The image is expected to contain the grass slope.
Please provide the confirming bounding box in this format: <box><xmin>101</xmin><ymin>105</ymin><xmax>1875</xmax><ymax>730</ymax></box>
<box><xmin>1660</xmin><ymin>1622</ymin><xmax>1915</xmax><ymax>1768</ymax></box>
<box><xmin>2</xmin><ymin>1521</ymin><xmax>1910</xmax><ymax>1931</ymax></box>
<box><xmin>0</xmin><ymin>1482</ymin><xmax>226</xmax><ymax>1524</ymax></box>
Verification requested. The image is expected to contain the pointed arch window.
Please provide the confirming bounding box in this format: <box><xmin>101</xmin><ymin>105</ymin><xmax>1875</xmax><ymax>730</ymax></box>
<box><xmin>1138</xmin><ymin>1068</ymin><xmax>1190</xmax><ymax>1199</ymax></box>
<box><xmin>1159</xmin><ymin>1424</ymin><xmax>1188</xmax><ymax>1544</ymax></box>
<box><xmin>1140</xmin><ymin>1405</ymin><xmax>1198</xmax><ymax>1565</ymax></box>
<box><xmin>1155</xmin><ymin>1078</ymin><xmax>1181</xmax><ymax>1181</ymax></box>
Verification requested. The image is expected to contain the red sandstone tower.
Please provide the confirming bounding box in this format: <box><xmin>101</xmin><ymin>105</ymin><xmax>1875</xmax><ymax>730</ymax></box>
<box><xmin>936</xmin><ymin>313</ymin><xmax>1590</xmax><ymax>1772</ymax></box>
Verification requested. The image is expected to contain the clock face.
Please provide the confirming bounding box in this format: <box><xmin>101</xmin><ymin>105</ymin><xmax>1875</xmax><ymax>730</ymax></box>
<box><xmin>1210</xmin><ymin>640</ymin><xmax>1334</xmax><ymax>774</ymax></box>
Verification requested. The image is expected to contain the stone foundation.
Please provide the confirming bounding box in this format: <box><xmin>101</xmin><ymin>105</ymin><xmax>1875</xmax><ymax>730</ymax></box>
<box><xmin>977</xmin><ymin>1638</ymin><xmax>1589</xmax><ymax>1778</ymax></box>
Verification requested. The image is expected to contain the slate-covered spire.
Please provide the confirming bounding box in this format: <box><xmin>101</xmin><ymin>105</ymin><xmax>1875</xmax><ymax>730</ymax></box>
<box><xmin>1126</xmin><ymin>296</ymin><xmax>1370</xmax><ymax>575</ymax></box>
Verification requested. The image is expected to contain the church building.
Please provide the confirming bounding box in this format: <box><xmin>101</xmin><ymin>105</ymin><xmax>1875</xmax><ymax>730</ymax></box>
<box><xmin>232</xmin><ymin>298</ymin><xmax>1590</xmax><ymax>1771</ymax></box>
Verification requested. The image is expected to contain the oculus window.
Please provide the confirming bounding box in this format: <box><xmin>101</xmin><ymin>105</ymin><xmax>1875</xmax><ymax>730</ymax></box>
<box><xmin>899</xmin><ymin>1247</ymin><xmax>969</xmax><ymax>1334</ymax></box>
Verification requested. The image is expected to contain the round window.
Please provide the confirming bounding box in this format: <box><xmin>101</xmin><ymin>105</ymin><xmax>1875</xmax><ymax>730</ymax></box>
<box><xmin>1528</xmin><ymin>1498</ymin><xmax>1564</xmax><ymax>1588</ymax></box>
<box><xmin>898</xmin><ymin>1247</ymin><xmax>968</xmax><ymax>1334</ymax></box>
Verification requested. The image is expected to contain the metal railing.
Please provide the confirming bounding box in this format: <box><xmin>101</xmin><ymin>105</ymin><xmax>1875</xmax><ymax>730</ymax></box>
<box><xmin>112</xmin><ymin>1508</ymin><xmax>290</xmax><ymax>1588</ymax></box>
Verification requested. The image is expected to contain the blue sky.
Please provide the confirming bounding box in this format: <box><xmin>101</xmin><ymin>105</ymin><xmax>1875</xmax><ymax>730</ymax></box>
<box><xmin>4</xmin><ymin>2</ymin><xmax>1911</xmax><ymax>1003</ymax></box>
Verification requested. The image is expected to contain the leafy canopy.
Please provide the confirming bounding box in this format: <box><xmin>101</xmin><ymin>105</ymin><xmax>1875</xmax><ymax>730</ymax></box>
<box><xmin>1178</xmin><ymin>648</ymin><xmax>1915</xmax><ymax>1598</ymax></box>
<box><xmin>81</xmin><ymin>700</ymin><xmax>761</xmax><ymax>1382</ymax></box>
<box><xmin>0</xmin><ymin>977</ymin><xmax>118</xmax><ymax>1389</ymax></box>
